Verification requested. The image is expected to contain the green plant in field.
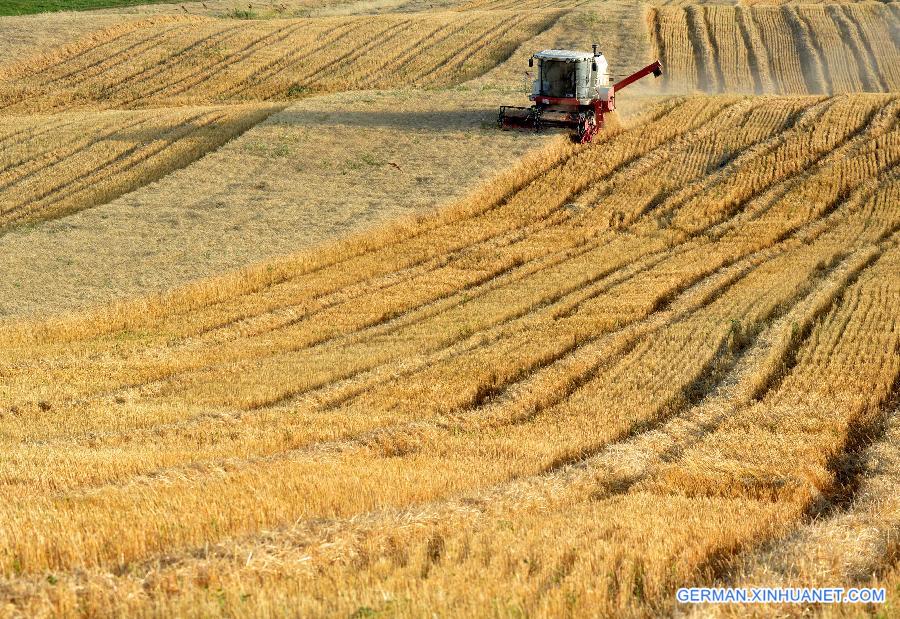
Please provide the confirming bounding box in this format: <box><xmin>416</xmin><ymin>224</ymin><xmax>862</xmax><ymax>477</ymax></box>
<box><xmin>226</xmin><ymin>8</ymin><xmax>257</xmax><ymax>19</ymax></box>
<box><xmin>286</xmin><ymin>84</ymin><xmax>312</xmax><ymax>98</ymax></box>
<box><xmin>359</xmin><ymin>153</ymin><xmax>383</xmax><ymax>167</ymax></box>
<box><xmin>345</xmin><ymin>152</ymin><xmax>385</xmax><ymax>171</ymax></box>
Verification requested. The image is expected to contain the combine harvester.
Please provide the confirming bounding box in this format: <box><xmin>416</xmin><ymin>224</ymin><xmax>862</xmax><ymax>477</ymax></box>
<box><xmin>499</xmin><ymin>45</ymin><xmax>662</xmax><ymax>143</ymax></box>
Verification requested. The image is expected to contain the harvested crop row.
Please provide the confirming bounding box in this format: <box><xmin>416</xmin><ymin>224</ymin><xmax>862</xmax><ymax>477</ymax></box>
<box><xmin>157</xmin><ymin>96</ymin><xmax>889</xmax><ymax>413</ymax></box>
<box><xmin>0</xmin><ymin>11</ymin><xmax>557</xmax><ymax>113</ymax></box>
<box><xmin>87</xmin><ymin>96</ymin><xmax>898</xmax><ymax>457</ymax></box>
<box><xmin>7</xmin><ymin>95</ymin><xmax>891</xmax><ymax>412</ymax></box>
<box><xmin>0</xmin><ymin>105</ymin><xmax>278</xmax><ymax>229</ymax></box>
<box><xmin>457</xmin><ymin>0</ymin><xmax>590</xmax><ymax>10</ymax></box>
<box><xmin>2</xmin><ymin>165</ymin><xmax>894</xmax><ymax>570</ymax></box>
<box><xmin>711</xmin><ymin>396</ymin><xmax>900</xmax><ymax>617</ymax></box>
<box><xmin>650</xmin><ymin>3</ymin><xmax>900</xmax><ymax>93</ymax></box>
<box><xmin>1</xmin><ymin>96</ymin><xmax>893</xmax><ymax>401</ymax></box>
<box><xmin>0</xmin><ymin>162</ymin><xmax>885</xmax><ymax>612</ymax></box>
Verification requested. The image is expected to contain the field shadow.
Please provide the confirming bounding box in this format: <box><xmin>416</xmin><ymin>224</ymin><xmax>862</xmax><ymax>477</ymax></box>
<box><xmin>272</xmin><ymin>108</ymin><xmax>503</xmax><ymax>132</ymax></box>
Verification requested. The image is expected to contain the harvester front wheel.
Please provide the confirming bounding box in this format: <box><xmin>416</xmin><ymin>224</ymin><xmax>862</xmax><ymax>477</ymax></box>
<box><xmin>576</xmin><ymin>112</ymin><xmax>597</xmax><ymax>144</ymax></box>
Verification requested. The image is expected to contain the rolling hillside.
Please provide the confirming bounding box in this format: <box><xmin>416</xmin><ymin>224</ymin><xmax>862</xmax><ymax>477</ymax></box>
<box><xmin>2</xmin><ymin>92</ymin><xmax>898</xmax><ymax>616</ymax></box>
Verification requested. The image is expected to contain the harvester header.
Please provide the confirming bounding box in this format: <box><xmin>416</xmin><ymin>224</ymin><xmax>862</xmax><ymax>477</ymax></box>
<box><xmin>499</xmin><ymin>45</ymin><xmax>662</xmax><ymax>143</ymax></box>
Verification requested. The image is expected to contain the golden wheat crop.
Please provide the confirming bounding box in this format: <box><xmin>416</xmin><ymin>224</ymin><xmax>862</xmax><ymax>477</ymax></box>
<box><xmin>0</xmin><ymin>10</ymin><xmax>557</xmax><ymax>114</ymax></box>
<box><xmin>649</xmin><ymin>3</ymin><xmax>900</xmax><ymax>94</ymax></box>
<box><xmin>0</xmin><ymin>93</ymin><xmax>897</xmax><ymax>617</ymax></box>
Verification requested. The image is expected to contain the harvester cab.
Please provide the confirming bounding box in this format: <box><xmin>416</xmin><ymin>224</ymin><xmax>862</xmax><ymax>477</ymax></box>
<box><xmin>499</xmin><ymin>45</ymin><xmax>662</xmax><ymax>143</ymax></box>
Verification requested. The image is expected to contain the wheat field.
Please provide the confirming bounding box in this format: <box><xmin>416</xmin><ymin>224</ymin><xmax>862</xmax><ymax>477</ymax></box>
<box><xmin>1</xmin><ymin>0</ymin><xmax>899</xmax><ymax>617</ymax></box>
<box><xmin>0</xmin><ymin>89</ymin><xmax>551</xmax><ymax>318</ymax></box>
<box><xmin>650</xmin><ymin>2</ymin><xmax>900</xmax><ymax>93</ymax></box>
<box><xmin>0</xmin><ymin>105</ymin><xmax>279</xmax><ymax>229</ymax></box>
<box><xmin>0</xmin><ymin>11</ymin><xmax>557</xmax><ymax>113</ymax></box>
<box><xmin>1</xmin><ymin>92</ymin><xmax>899</xmax><ymax>616</ymax></box>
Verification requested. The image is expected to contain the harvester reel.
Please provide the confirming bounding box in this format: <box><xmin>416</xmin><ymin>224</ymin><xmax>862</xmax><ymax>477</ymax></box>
<box><xmin>498</xmin><ymin>105</ymin><xmax>539</xmax><ymax>131</ymax></box>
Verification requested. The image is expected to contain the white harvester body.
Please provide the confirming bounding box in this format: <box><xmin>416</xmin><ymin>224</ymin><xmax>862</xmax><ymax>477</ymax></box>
<box><xmin>499</xmin><ymin>44</ymin><xmax>662</xmax><ymax>142</ymax></box>
<box><xmin>529</xmin><ymin>49</ymin><xmax>611</xmax><ymax>105</ymax></box>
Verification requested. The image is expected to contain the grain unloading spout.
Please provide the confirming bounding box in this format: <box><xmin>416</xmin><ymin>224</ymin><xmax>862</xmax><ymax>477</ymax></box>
<box><xmin>612</xmin><ymin>60</ymin><xmax>663</xmax><ymax>92</ymax></box>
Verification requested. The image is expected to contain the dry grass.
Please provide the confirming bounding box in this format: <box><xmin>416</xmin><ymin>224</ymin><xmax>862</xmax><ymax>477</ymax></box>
<box><xmin>1</xmin><ymin>1</ymin><xmax>898</xmax><ymax>616</ymax></box>
<box><xmin>0</xmin><ymin>93</ymin><xmax>898</xmax><ymax>617</ymax></box>
<box><xmin>693</xmin><ymin>402</ymin><xmax>900</xmax><ymax>618</ymax></box>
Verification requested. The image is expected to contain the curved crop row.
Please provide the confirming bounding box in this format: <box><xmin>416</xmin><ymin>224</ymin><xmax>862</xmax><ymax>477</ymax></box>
<box><xmin>650</xmin><ymin>3</ymin><xmax>899</xmax><ymax>94</ymax></box>
<box><xmin>0</xmin><ymin>11</ymin><xmax>557</xmax><ymax>113</ymax></box>
<box><xmin>0</xmin><ymin>105</ymin><xmax>279</xmax><ymax>229</ymax></box>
